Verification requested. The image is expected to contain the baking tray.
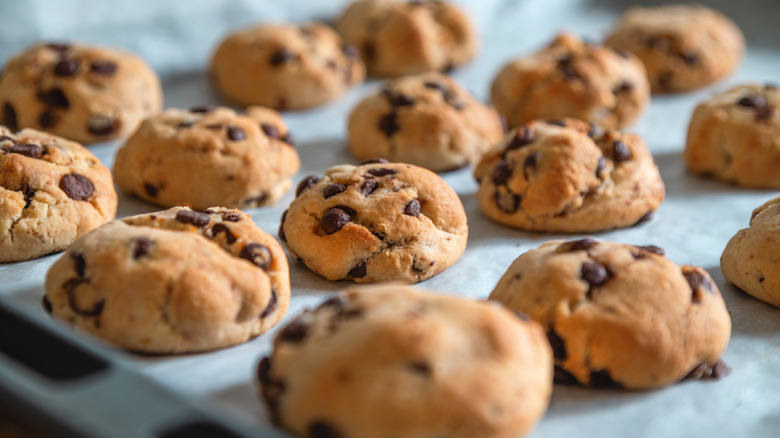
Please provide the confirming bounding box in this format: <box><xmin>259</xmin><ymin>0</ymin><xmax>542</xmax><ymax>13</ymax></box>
<box><xmin>2</xmin><ymin>0</ymin><xmax>780</xmax><ymax>437</ymax></box>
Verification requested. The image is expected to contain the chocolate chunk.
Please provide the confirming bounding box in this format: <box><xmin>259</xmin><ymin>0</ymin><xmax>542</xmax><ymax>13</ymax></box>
<box><xmin>342</xmin><ymin>44</ymin><xmax>360</xmax><ymax>59</ymax></box>
<box><xmin>360</xmin><ymin>158</ymin><xmax>388</xmax><ymax>165</ymax></box>
<box><xmin>53</xmin><ymin>58</ymin><xmax>79</xmax><ymax>76</ymax></box>
<box><xmin>212</xmin><ymin>223</ymin><xmax>237</xmax><ymax>244</ymax></box>
<box><xmin>589</xmin><ymin>369</ymin><xmax>622</xmax><ymax>388</ymax></box>
<box><xmin>270</xmin><ymin>49</ymin><xmax>297</xmax><ymax>66</ymax></box>
<box><xmin>737</xmin><ymin>95</ymin><xmax>767</xmax><ymax>108</ymax></box>
<box><xmin>711</xmin><ymin>359</ymin><xmax>731</xmax><ymax>379</ymax></box>
<box><xmin>278</xmin><ymin>209</ymin><xmax>288</xmax><ymax>243</ymax></box>
<box><xmin>71</xmin><ymin>252</ymin><xmax>86</xmax><ymax>278</ymax></box>
<box><xmin>403</xmin><ymin>199</ymin><xmax>420</xmax><ymax>217</ymax></box>
<box><xmin>360</xmin><ymin>179</ymin><xmax>378</xmax><ymax>196</ymax></box>
<box><xmin>42</xmin><ymin>295</ymin><xmax>53</xmax><ymax>314</ymax></box>
<box><xmin>636</xmin><ymin>245</ymin><xmax>664</xmax><ymax>256</ymax></box>
<box><xmin>506</xmin><ymin>126</ymin><xmax>535</xmax><ymax>151</ymax></box>
<box><xmin>37</xmin><ymin>88</ymin><xmax>70</xmax><ymax>108</ymax></box>
<box><xmin>408</xmin><ymin>361</ymin><xmax>432</xmax><ymax>375</ymax></box>
<box><xmin>260</xmin><ymin>289</ymin><xmax>277</xmax><ymax>318</ymax></box>
<box><xmin>240</xmin><ymin>243</ymin><xmax>272</xmax><ymax>270</ymax></box>
<box><xmin>226</xmin><ymin>126</ymin><xmax>245</xmax><ymax>141</ymax></box>
<box><xmin>595</xmin><ymin>156</ymin><xmax>607</xmax><ymax>178</ymax></box>
<box><xmin>683</xmin><ymin>269</ymin><xmax>714</xmax><ymax>303</ymax></box>
<box><xmin>278</xmin><ymin>320</ymin><xmax>307</xmax><ymax>342</ymax></box>
<box><xmin>491</xmin><ymin>160</ymin><xmax>512</xmax><ymax>185</ymax></box>
<box><xmin>189</xmin><ymin>105</ymin><xmax>215</xmax><ymax>114</ymax></box>
<box><xmin>132</xmin><ymin>237</ymin><xmax>154</xmax><ymax>259</ymax></box>
<box><xmin>323</xmin><ymin>183</ymin><xmax>347</xmax><ymax>199</ymax></box>
<box><xmin>612</xmin><ymin>140</ymin><xmax>631</xmax><ymax>163</ymax></box>
<box><xmin>567</xmin><ymin>238</ymin><xmax>597</xmax><ymax>252</ymax></box>
<box><xmin>348</xmin><ymin>262</ymin><xmax>367</xmax><ymax>278</ymax></box>
<box><xmin>3</xmin><ymin>103</ymin><xmax>17</xmax><ymax>131</ymax></box>
<box><xmin>613</xmin><ymin>81</ymin><xmax>633</xmax><ymax>94</ymax></box>
<box><xmin>547</xmin><ymin>327</ymin><xmax>567</xmax><ymax>360</ymax></box>
<box><xmin>494</xmin><ymin>191</ymin><xmax>521</xmax><ymax>213</ymax></box>
<box><xmin>554</xmin><ymin>365</ymin><xmax>579</xmax><ymax>385</ymax></box>
<box><xmin>39</xmin><ymin>110</ymin><xmax>56</xmax><ymax>128</ymax></box>
<box><xmin>296</xmin><ymin>175</ymin><xmax>320</xmax><ymax>197</ymax></box>
<box><xmin>87</xmin><ymin>114</ymin><xmax>116</xmax><ymax>136</ymax></box>
<box><xmin>557</xmin><ymin>54</ymin><xmax>580</xmax><ymax>79</ymax></box>
<box><xmin>378</xmin><ymin>112</ymin><xmax>400</xmax><ymax>137</ymax></box>
<box><xmin>363</xmin><ymin>42</ymin><xmax>376</xmax><ymax>61</ymax></box>
<box><xmin>90</xmin><ymin>61</ymin><xmax>117</xmax><ymax>75</ymax></box>
<box><xmin>321</xmin><ymin>207</ymin><xmax>353</xmax><ymax>234</ymax></box>
<box><xmin>261</xmin><ymin>123</ymin><xmax>280</xmax><ymax>139</ymax></box>
<box><xmin>9</xmin><ymin>143</ymin><xmax>43</xmax><ymax>159</ymax></box>
<box><xmin>367</xmin><ymin>167</ymin><xmax>396</xmax><ymax>177</ymax></box>
<box><xmin>144</xmin><ymin>183</ymin><xmax>158</xmax><ymax>197</ymax></box>
<box><xmin>60</xmin><ymin>174</ymin><xmax>94</xmax><ymax>201</ymax></box>
<box><xmin>174</xmin><ymin>209</ymin><xmax>210</xmax><ymax>227</ymax></box>
<box><xmin>581</xmin><ymin>261</ymin><xmax>608</xmax><ymax>291</ymax></box>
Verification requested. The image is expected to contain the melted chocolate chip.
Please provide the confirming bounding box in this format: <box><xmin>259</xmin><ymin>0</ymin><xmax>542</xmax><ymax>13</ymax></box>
<box><xmin>46</xmin><ymin>43</ymin><xmax>70</xmax><ymax>53</ymax></box>
<box><xmin>385</xmin><ymin>92</ymin><xmax>415</xmax><ymax>107</ymax></box>
<box><xmin>547</xmin><ymin>327</ymin><xmax>567</xmax><ymax>360</ymax></box>
<box><xmin>71</xmin><ymin>252</ymin><xmax>86</xmax><ymax>278</ymax></box>
<box><xmin>711</xmin><ymin>359</ymin><xmax>731</xmax><ymax>379</ymax></box>
<box><xmin>506</xmin><ymin>126</ymin><xmax>535</xmax><ymax>150</ymax></box>
<box><xmin>278</xmin><ymin>320</ymin><xmax>307</xmax><ymax>342</ymax></box>
<box><xmin>408</xmin><ymin>361</ymin><xmax>432</xmax><ymax>375</ymax></box>
<box><xmin>636</xmin><ymin>245</ymin><xmax>664</xmax><ymax>256</ymax></box>
<box><xmin>240</xmin><ymin>243</ymin><xmax>272</xmax><ymax>270</ymax></box>
<box><xmin>378</xmin><ymin>112</ymin><xmax>400</xmax><ymax>137</ymax></box>
<box><xmin>174</xmin><ymin>210</ymin><xmax>210</xmax><ymax>227</ymax></box>
<box><xmin>554</xmin><ymin>366</ymin><xmax>579</xmax><ymax>385</ymax></box>
<box><xmin>546</xmin><ymin>119</ymin><xmax>566</xmax><ymax>127</ymax></box>
<box><xmin>260</xmin><ymin>289</ymin><xmax>278</xmax><ymax>318</ymax></box>
<box><xmin>589</xmin><ymin>369</ymin><xmax>622</xmax><ymax>388</ymax></box>
<box><xmin>581</xmin><ymin>261</ymin><xmax>608</xmax><ymax>291</ymax></box>
<box><xmin>54</xmin><ymin>58</ymin><xmax>79</xmax><ymax>76</ymax></box>
<box><xmin>90</xmin><ymin>61</ymin><xmax>117</xmax><ymax>75</ymax></box>
<box><xmin>737</xmin><ymin>95</ymin><xmax>767</xmax><ymax>108</ymax></box>
<box><xmin>42</xmin><ymin>295</ymin><xmax>53</xmax><ymax>314</ymax></box>
<box><xmin>523</xmin><ymin>154</ymin><xmax>537</xmax><ymax>172</ymax></box>
<box><xmin>360</xmin><ymin>158</ymin><xmax>388</xmax><ymax>165</ymax></box>
<box><xmin>189</xmin><ymin>105</ymin><xmax>215</xmax><ymax>114</ymax></box>
<box><xmin>683</xmin><ymin>269</ymin><xmax>714</xmax><ymax>303</ymax></box>
<box><xmin>612</xmin><ymin>140</ymin><xmax>631</xmax><ymax>163</ymax></box>
<box><xmin>144</xmin><ymin>183</ymin><xmax>158</xmax><ymax>197</ymax></box>
<box><xmin>295</xmin><ymin>175</ymin><xmax>319</xmax><ymax>197</ymax></box>
<box><xmin>633</xmin><ymin>211</ymin><xmax>653</xmax><ymax>226</ymax></box>
<box><xmin>212</xmin><ymin>223</ymin><xmax>237</xmax><ymax>244</ymax></box>
<box><xmin>226</xmin><ymin>126</ymin><xmax>245</xmax><ymax>141</ymax></box>
<box><xmin>87</xmin><ymin>115</ymin><xmax>116</xmax><ymax>136</ymax></box>
<box><xmin>613</xmin><ymin>81</ymin><xmax>633</xmax><ymax>94</ymax></box>
<box><xmin>257</xmin><ymin>356</ymin><xmax>273</xmax><ymax>386</ymax></box>
<box><xmin>37</xmin><ymin>88</ymin><xmax>70</xmax><ymax>108</ymax></box>
<box><xmin>319</xmin><ymin>295</ymin><xmax>349</xmax><ymax>310</ymax></box>
<box><xmin>588</xmin><ymin>123</ymin><xmax>604</xmax><ymax>139</ymax></box>
<box><xmin>9</xmin><ymin>143</ymin><xmax>43</xmax><ymax>159</ymax></box>
<box><xmin>348</xmin><ymin>262</ymin><xmax>367</xmax><ymax>278</ymax></box>
<box><xmin>282</xmin><ymin>132</ymin><xmax>295</xmax><ymax>146</ymax></box>
<box><xmin>177</xmin><ymin>120</ymin><xmax>195</xmax><ymax>129</ymax></box>
<box><xmin>323</xmin><ymin>183</ymin><xmax>347</xmax><ymax>199</ymax></box>
<box><xmin>66</xmin><ymin>280</ymin><xmax>105</xmax><ymax>317</ymax></box>
<box><xmin>261</xmin><ymin>123</ymin><xmax>280</xmax><ymax>139</ymax></box>
<box><xmin>278</xmin><ymin>209</ymin><xmax>288</xmax><ymax>243</ymax></box>
<box><xmin>403</xmin><ymin>199</ymin><xmax>420</xmax><ymax>217</ymax></box>
<box><xmin>567</xmin><ymin>238</ymin><xmax>597</xmax><ymax>252</ymax></box>
<box><xmin>595</xmin><ymin>156</ymin><xmax>607</xmax><ymax>178</ymax></box>
<box><xmin>681</xmin><ymin>51</ymin><xmax>699</xmax><ymax>65</ymax></box>
<box><xmin>423</xmin><ymin>81</ymin><xmax>448</xmax><ymax>93</ymax></box>
<box><xmin>39</xmin><ymin>110</ymin><xmax>56</xmax><ymax>128</ymax></box>
<box><xmin>3</xmin><ymin>103</ymin><xmax>17</xmax><ymax>131</ymax></box>
<box><xmin>271</xmin><ymin>49</ymin><xmax>297</xmax><ymax>66</ymax></box>
<box><xmin>60</xmin><ymin>174</ymin><xmax>94</xmax><ymax>201</ymax></box>
<box><xmin>309</xmin><ymin>422</ymin><xmax>343</xmax><ymax>438</ymax></box>
<box><xmin>494</xmin><ymin>191</ymin><xmax>521</xmax><ymax>213</ymax></box>
<box><xmin>360</xmin><ymin>179</ymin><xmax>378</xmax><ymax>196</ymax></box>
<box><xmin>132</xmin><ymin>237</ymin><xmax>154</xmax><ymax>259</ymax></box>
<box><xmin>367</xmin><ymin>167</ymin><xmax>396</xmax><ymax>177</ymax></box>
<box><xmin>321</xmin><ymin>207</ymin><xmax>354</xmax><ymax>234</ymax></box>
<box><xmin>491</xmin><ymin>160</ymin><xmax>512</xmax><ymax>185</ymax></box>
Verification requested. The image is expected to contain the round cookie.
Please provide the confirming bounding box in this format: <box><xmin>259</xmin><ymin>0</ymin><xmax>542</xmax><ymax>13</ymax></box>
<box><xmin>490</xmin><ymin>33</ymin><xmax>649</xmax><ymax>131</ymax></box>
<box><xmin>684</xmin><ymin>84</ymin><xmax>780</xmax><ymax>188</ymax></box>
<box><xmin>113</xmin><ymin>106</ymin><xmax>300</xmax><ymax>210</ymax></box>
<box><xmin>258</xmin><ymin>285</ymin><xmax>552</xmax><ymax>438</ymax></box>
<box><xmin>280</xmin><ymin>161</ymin><xmax>468</xmax><ymax>283</ymax></box>
<box><xmin>43</xmin><ymin>206</ymin><xmax>290</xmax><ymax>354</ymax></box>
<box><xmin>473</xmin><ymin>118</ymin><xmax>664</xmax><ymax>233</ymax></box>
<box><xmin>722</xmin><ymin>196</ymin><xmax>780</xmax><ymax>308</ymax></box>
<box><xmin>1</xmin><ymin>126</ymin><xmax>117</xmax><ymax>263</ymax></box>
<box><xmin>605</xmin><ymin>4</ymin><xmax>744</xmax><ymax>93</ymax></box>
<box><xmin>0</xmin><ymin>42</ymin><xmax>162</xmax><ymax>144</ymax></box>
<box><xmin>336</xmin><ymin>0</ymin><xmax>476</xmax><ymax>77</ymax></box>
<box><xmin>347</xmin><ymin>72</ymin><xmax>505</xmax><ymax>172</ymax></box>
<box><xmin>210</xmin><ymin>22</ymin><xmax>365</xmax><ymax>110</ymax></box>
<box><xmin>490</xmin><ymin>239</ymin><xmax>732</xmax><ymax>389</ymax></box>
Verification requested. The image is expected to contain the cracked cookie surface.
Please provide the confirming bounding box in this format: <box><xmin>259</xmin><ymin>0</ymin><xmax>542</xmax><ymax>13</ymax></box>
<box><xmin>43</xmin><ymin>206</ymin><xmax>290</xmax><ymax>353</ymax></box>
<box><xmin>259</xmin><ymin>285</ymin><xmax>552</xmax><ymax>438</ymax></box>
<box><xmin>0</xmin><ymin>126</ymin><xmax>117</xmax><ymax>263</ymax></box>
<box><xmin>280</xmin><ymin>161</ymin><xmax>467</xmax><ymax>283</ymax></box>
<box><xmin>0</xmin><ymin>42</ymin><xmax>162</xmax><ymax>144</ymax></box>
<box><xmin>685</xmin><ymin>84</ymin><xmax>780</xmax><ymax>188</ymax></box>
<box><xmin>348</xmin><ymin>72</ymin><xmax>504</xmax><ymax>172</ymax></box>
<box><xmin>473</xmin><ymin>118</ymin><xmax>664</xmax><ymax>233</ymax></box>
<box><xmin>336</xmin><ymin>0</ymin><xmax>476</xmax><ymax>77</ymax></box>
<box><xmin>490</xmin><ymin>239</ymin><xmax>732</xmax><ymax>389</ymax></box>
<box><xmin>210</xmin><ymin>22</ymin><xmax>365</xmax><ymax>110</ymax></box>
<box><xmin>113</xmin><ymin>106</ymin><xmax>300</xmax><ymax>210</ymax></box>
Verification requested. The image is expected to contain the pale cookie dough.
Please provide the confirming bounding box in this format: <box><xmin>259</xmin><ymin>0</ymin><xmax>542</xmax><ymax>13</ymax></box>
<box><xmin>259</xmin><ymin>285</ymin><xmax>552</xmax><ymax>438</ymax></box>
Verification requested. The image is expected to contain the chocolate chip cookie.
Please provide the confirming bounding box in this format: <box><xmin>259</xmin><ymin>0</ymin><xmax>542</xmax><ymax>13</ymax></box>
<box><xmin>43</xmin><ymin>206</ymin><xmax>290</xmax><ymax>353</ymax></box>
<box><xmin>491</xmin><ymin>33</ymin><xmax>650</xmax><ymax>131</ymax></box>
<box><xmin>473</xmin><ymin>119</ymin><xmax>664</xmax><ymax>233</ymax></box>
<box><xmin>685</xmin><ymin>84</ymin><xmax>780</xmax><ymax>187</ymax></box>
<box><xmin>1</xmin><ymin>126</ymin><xmax>117</xmax><ymax>263</ymax></box>
<box><xmin>0</xmin><ymin>42</ymin><xmax>162</xmax><ymax>144</ymax></box>
<box><xmin>258</xmin><ymin>285</ymin><xmax>552</xmax><ymax>438</ymax></box>
<box><xmin>211</xmin><ymin>22</ymin><xmax>365</xmax><ymax>110</ymax></box>
<box><xmin>347</xmin><ymin>72</ymin><xmax>504</xmax><ymax>172</ymax></box>
<box><xmin>490</xmin><ymin>239</ymin><xmax>732</xmax><ymax>389</ymax></box>
<box><xmin>605</xmin><ymin>4</ymin><xmax>744</xmax><ymax>93</ymax></box>
<box><xmin>722</xmin><ymin>196</ymin><xmax>780</xmax><ymax>308</ymax></box>
<box><xmin>280</xmin><ymin>161</ymin><xmax>468</xmax><ymax>283</ymax></box>
<box><xmin>336</xmin><ymin>0</ymin><xmax>476</xmax><ymax>77</ymax></box>
<box><xmin>113</xmin><ymin>106</ymin><xmax>300</xmax><ymax>210</ymax></box>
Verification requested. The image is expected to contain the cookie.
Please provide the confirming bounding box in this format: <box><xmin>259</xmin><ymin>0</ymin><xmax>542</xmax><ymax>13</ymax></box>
<box><xmin>0</xmin><ymin>42</ymin><xmax>162</xmax><ymax>144</ymax></box>
<box><xmin>43</xmin><ymin>206</ymin><xmax>289</xmax><ymax>353</ymax></box>
<box><xmin>210</xmin><ymin>22</ymin><xmax>365</xmax><ymax>110</ymax></box>
<box><xmin>280</xmin><ymin>161</ymin><xmax>467</xmax><ymax>283</ymax></box>
<box><xmin>722</xmin><ymin>196</ymin><xmax>780</xmax><ymax>308</ymax></box>
<box><xmin>490</xmin><ymin>239</ymin><xmax>732</xmax><ymax>389</ymax></box>
<box><xmin>473</xmin><ymin>119</ymin><xmax>664</xmax><ymax>233</ymax></box>
<box><xmin>258</xmin><ymin>285</ymin><xmax>552</xmax><ymax>438</ymax></box>
<box><xmin>684</xmin><ymin>84</ymin><xmax>780</xmax><ymax>188</ymax></box>
<box><xmin>1</xmin><ymin>126</ymin><xmax>117</xmax><ymax>263</ymax></box>
<box><xmin>490</xmin><ymin>33</ymin><xmax>650</xmax><ymax>131</ymax></box>
<box><xmin>347</xmin><ymin>72</ymin><xmax>504</xmax><ymax>172</ymax></box>
<box><xmin>113</xmin><ymin>106</ymin><xmax>300</xmax><ymax>210</ymax></box>
<box><xmin>336</xmin><ymin>0</ymin><xmax>476</xmax><ymax>77</ymax></box>
<box><xmin>605</xmin><ymin>4</ymin><xmax>744</xmax><ymax>93</ymax></box>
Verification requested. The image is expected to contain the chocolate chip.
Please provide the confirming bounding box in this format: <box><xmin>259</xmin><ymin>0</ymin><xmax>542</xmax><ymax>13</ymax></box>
<box><xmin>408</xmin><ymin>361</ymin><xmax>432</xmax><ymax>375</ymax></box>
<box><xmin>309</xmin><ymin>422</ymin><xmax>343</xmax><ymax>438</ymax></box>
<box><xmin>647</xmin><ymin>36</ymin><xmax>669</xmax><ymax>51</ymax></box>
<box><xmin>261</xmin><ymin>123</ymin><xmax>279</xmax><ymax>139</ymax></box>
<box><xmin>144</xmin><ymin>183</ymin><xmax>158</xmax><ymax>197</ymax></box>
<box><xmin>557</xmin><ymin>54</ymin><xmax>580</xmax><ymax>79</ymax></box>
<box><xmin>46</xmin><ymin>43</ymin><xmax>70</xmax><ymax>53</ymax></box>
<box><xmin>71</xmin><ymin>252</ymin><xmax>86</xmax><ymax>278</ymax></box>
<box><xmin>683</xmin><ymin>269</ymin><xmax>714</xmax><ymax>303</ymax></box>
<box><xmin>189</xmin><ymin>105</ymin><xmax>215</xmax><ymax>114</ymax></box>
<box><xmin>755</xmin><ymin>106</ymin><xmax>774</xmax><ymax>122</ymax></box>
<box><xmin>296</xmin><ymin>175</ymin><xmax>320</xmax><ymax>197</ymax></box>
<box><xmin>321</xmin><ymin>207</ymin><xmax>354</xmax><ymax>234</ymax></box>
<box><xmin>360</xmin><ymin>158</ymin><xmax>388</xmax><ymax>165</ymax></box>
<box><xmin>523</xmin><ymin>154</ymin><xmax>537</xmax><ymax>172</ymax></box>
<box><xmin>60</xmin><ymin>174</ymin><xmax>94</xmax><ymax>201</ymax></box>
<box><xmin>494</xmin><ymin>191</ymin><xmax>521</xmax><ymax>213</ymax></box>
<box><xmin>657</xmin><ymin>71</ymin><xmax>673</xmax><ymax>89</ymax></box>
<box><xmin>21</xmin><ymin>185</ymin><xmax>35</xmax><ymax>208</ymax></box>
<box><xmin>174</xmin><ymin>209</ymin><xmax>210</xmax><ymax>227</ymax></box>
<box><xmin>491</xmin><ymin>160</ymin><xmax>512</xmax><ymax>185</ymax></box>
<box><xmin>9</xmin><ymin>143</ymin><xmax>42</xmax><ymax>158</ymax></box>
<box><xmin>3</xmin><ymin>103</ymin><xmax>18</xmax><ymax>131</ymax></box>
<box><xmin>385</xmin><ymin>93</ymin><xmax>415</xmax><ymax>107</ymax></box>
<box><xmin>613</xmin><ymin>81</ymin><xmax>633</xmax><ymax>94</ymax></box>
<box><xmin>360</xmin><ymin>179</ymin><xmax>378</xmax><ymax>196</ymax></box>
<box><xmin>423</xmin><ymin>81</ymin><xmax>448</xmax><ymax>93</ymax></box>
<box><xmin>403</xmin><ymin>199</ymin><xmax>420</xmax><ymax>217</ymax></box>
<box><xmin>636</xmin><ymin>245</ymin><xmax>664</xmax><ymax>256</ymax></box>
<box><xmin>546</xmin><ymin>328</ymin><xmax>567</xmax><ymax>360</ymax></box>
<box><xmin>323</xmin><ymin>183</ymin><xmax>347</xmax><ymax>199</ymax></box>
<box><xmin>226</xmin><ymin>126</ymin><xmax>245</xmax><ymax>141</ymax></box>
<box><xmin>53</xmin><ymin>58</ymin><xmax>79</xmax><ymax>76</ymax></box>
<box><xmin>204</xmin><ymin>123</ymin><xmax>222</xmax><ymax>130</ymax></box>
<box><xmin>87</xmin><ymin>114</ymin><xmax>116</xmax><ymax>136</ymax></box>
<box><xmin>177</xmin><ymin>120</ymin><xmax>195</xmax><ymax>129</ymax></box>
<box><xmin>588</xmin><ymin>123</ymin><xmax>604</xmax><ymax>139</ymax></box>
<box><xmin>270</xmin><ymin>49</ymin><xmax>297</xmax><ymax>66</ymax></box>
<box><xmin>367</xmin><ymin>167</ymin><xmax>396</xmax><ymax>177</ymax></box>
<box><xmin>282</xmin><ymin>132</ymin><xmax>295</xmax><ymax>146</ymax></box>
<box><xmin>554</xmin><ymin>365</ymin><xmax>579</xmax><ymax>385</ymax></box>
<box><xmin>37</xmin><ymin>88</ymin><xmax>69</xmax><ymax>108</ymax></box>
<box><xmin>39</xmin><ymin>110</ymin><xmax>56</xmax><ymax>128</ymax></box>
<box><xmin>66</xmin><ymin>279</ymin><xmax>105</xmax><ymax>317</ymax></box>
<box><xmin>589</xmin><ymin>369</ymin><xmax>622</xmax><ymax>388</ymax></box>
<box><xmin>319</xmin><ymin>295</ymin><xmax>349</xmax><ymax>310</ymax></box>
<box><xmin>378</xmin><ymin>112</ymin><xmax>400</xmax><ymax>137</ymax></box>
<box><xmin>257</xmin><ymin>356</ymin><xmax>273</xmax><ymax>386</ymax></box>
<box><xmin>342</xmin><ymin>44</ymin><xmax>360</xmax><ymax>59</ymax></box>
<box><xmin>243</xmin><ymin>192</ymin><xmax>266</xmax><ymax>205</ymax></box>
<box><xmin>260</xmin><ymin>289</ymin><xmax>278</xmax><ymax>318</ymax></box>
<box><xmin>90</xmin><ymin>61</ymin><xmax>117</xmax><ymax>75</ymax></box>
<box><xmin>615</xmin><ymin>49</ymin><xmax>632</xmax><ymax>59</ymax></box>
<box><xmin>737</xmin><ymin>95</ymin><xmax>767</xmax><ymax>108</ymax></box>
<box><xmin>212</xmin><ymin>223</ymin><xmax>237</xmax><ymax>244</ymax></box>
<box><xmin>633</xmin><ymin>211</ymin><xmax>653</xmax><ymax>226</ymax></box>
<box><xmin>581</xmin><ymin>261</ymin><xmax>608</xmax><ymax>291</ymax></box>
<box><xmin>711</xmin><ymin>359</ymin><xmax>731</xmax><ymax>379</ymax></box>
<box><xmin>278</xmin><ymin>320</ymin><xmax>307</xmax><ymax>342</ymax></box>
<box><xmin>363</xmin><ymin>42</ymin><xmax>375</xmax><ymax>61</ymax></box>
<box><xmin>132</xmin><ymin>237</ymin><xmax>153</xmax><ymax>259</ymax></box>
<box><xmin>505</xmin><ymin>127</ymin><xmax>535</xmax><ymax>152</ymax></box>
<box><xmin>42</xmin><ymin>295</ymin><xmax>53</xmax><ymax>314</ymax></box>
<box><xmin>278</xmin><ymin>209</ymin><xmax>288</xmax><ymax>243</ymax></box>
<box><xmin>546</xmin><ymin>119</ymin><xmax>566</xmax><ymax>127</ymax></box>
<box><xmin>348</xmin><ymin>262</ymin><xmax>367</xmax><ymax>278</ymax></box>
<box><xmin>595</xmin><ymin>156</ymin><xmax>607</xmax><ymax>178</ymax></box>
<box><xmin>612</xmin><ymin>140</ymin><xmax>631</xmax><ymax>163</ymax></box>
<box><xmin>567</xmin><ymin>238</ymin><xmax>597</xmax><ymax>252</ymax></box>
<box><xmin>240</xmin><ymin>243</ymin><xmax>272</xmax><ymax>270</ymax></box>
<box><xmin>681</xmin><ymin>51</ymin><xmax>699</xmax><ymax>65</ymax></box>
